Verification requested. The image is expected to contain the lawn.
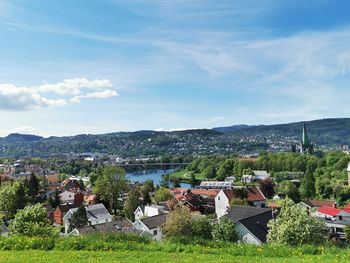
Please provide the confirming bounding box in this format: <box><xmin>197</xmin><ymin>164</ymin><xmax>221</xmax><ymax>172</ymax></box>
<box><xmin>168</xmin><ymin>169</ymin><xmax>205</xmax><ymax>181</ymax></box>
<box><xmin>0</xmin><ymin>250</ymin><xmax>347</xmax><ymax>263</ymax></box>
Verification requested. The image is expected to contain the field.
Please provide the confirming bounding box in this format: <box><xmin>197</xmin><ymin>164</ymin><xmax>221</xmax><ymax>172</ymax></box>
<box><xmin>0</xmin><ymin>249</ymin><xmax>348</xmax><ymax>263</ymax></box>
<box><xmin>0</xmin><ymin>234</ymin><xmax>349</xmax><ymax>263</ymax></box>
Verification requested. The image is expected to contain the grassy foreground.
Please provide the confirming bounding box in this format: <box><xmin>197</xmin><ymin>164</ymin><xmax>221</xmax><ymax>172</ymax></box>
<box><xmin>0</xmin><ymin>234</ymin><xmax>349</xmax><ymax>262</ymax></box>
<box><xmin>0</xmin><ymin>250</ymin><xmax>347</xmax><ymax>263</ymax></box>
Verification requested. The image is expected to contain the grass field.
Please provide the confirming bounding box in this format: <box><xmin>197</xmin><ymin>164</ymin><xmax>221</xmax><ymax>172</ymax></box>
<box><xmin>168</xmin><ymin>169</ymin><xmax>205</xmax><ymax>181</ymax></box>
<box><xmin>0</xmin><ymin>250</ymin><xmax>348</xmax><ymax>263</ymax></box>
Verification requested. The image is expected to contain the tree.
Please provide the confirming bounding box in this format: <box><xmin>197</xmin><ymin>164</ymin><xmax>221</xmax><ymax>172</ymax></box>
<box><xmin>154</xmin><ymin>187</ymin><xmax>173</xmax><ymax>203</ymax></box>
<box><xmin>9</xmin><ymin>204</ymin><xmax>58</xmax><ymax>237</ymax></box>
<box><xmin>212</xmin><ymin>217</ymin><xmax>239</xmax><ymax>242</ymax></box>
<box><xmin>162</xmin><ymin>206</ymin><xmax>193</xmax><ymax>238</ymax></box>
<box><xmin>124</xmin><ymin>188</ymin><xmax>141</xmax><ymax>221</ymax></box>
<box><xmin>28</xmin><ymin>173</ymin><xmax>40</xmax><ymax>200</ymax></box>
<box><xmin>201</xmin><ymin>165</ymin><xmax>216</xmax><ymax>179</ymax></box>
<box><xmin>344</xmin><ymin>225</ymin><xmax>350</xmax><ymax>243</ymax></box>
<box><xmin>189</xmin><ymin>172</ymin><xmax>197</xmax><ymax>188</ymax></box>
<box><xmin>259</xmin><ymin>178</ymin><xmax>275</xmax><ymax>199</ymax></box>
<box><xmin>69</xmin><ymin>204</ymin><xmax>88</xmax><ymax>232</ymax></box>
<box><xmin>170</xmin><ymin>176</ymin><xmax>181</xmax><ymax>188</ymax></box>
<box><xmin>278</xmin><ymin>181</ymin><xmax>301</xmax><ymax>203</ymax></box>
<box><xmin>49</xmin><ymin>188</ymin><xmax>61</xmax><ymax>208</ymax></box>
<box><xmin>300</xmin><ymin>169</ymin><xmax>316</xmax><ymax>199</ymax></box>
<box><xmin>0</xmin><ymin>181</ymin><xmax>29</xmax><ymax>219</ymax></box>
<box><xmin>93</xmin><ymin>166</ymin><xmax>127</xmax><ymax>214</ymax></box>
<box><xmin>192</xmin><ymin>216</ymin><xmax>212</xmax><ymax>240</ymax></box>
<box><xmin>267</xmin><ymin>198</ymin><xmax>328</xmax><ymax>246</ymax></box>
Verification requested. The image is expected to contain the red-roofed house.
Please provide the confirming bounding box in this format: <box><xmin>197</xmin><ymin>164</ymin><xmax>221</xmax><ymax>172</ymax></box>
<box><xmin>316</xmin><ymin>206</ymin><xmax>350</xmax><ymax>221</ymax></box>
<box><xmin>299</xmin><ymin>199</ymin><xmax>337</xmax><ymax>210</ymax></box>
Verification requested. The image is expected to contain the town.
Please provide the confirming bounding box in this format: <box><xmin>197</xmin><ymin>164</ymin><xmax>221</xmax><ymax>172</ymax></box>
<box><xmin>1</xmin><ymin>123</ymin><xmax>350</xmax><ymax>251</ymax></box>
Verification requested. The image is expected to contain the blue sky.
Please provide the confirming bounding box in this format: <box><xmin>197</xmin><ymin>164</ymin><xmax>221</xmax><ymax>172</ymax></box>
<box><xmin>0</xmin><ymin>0</ymin><xmax>350</xmax><ymax>136</ymax></box>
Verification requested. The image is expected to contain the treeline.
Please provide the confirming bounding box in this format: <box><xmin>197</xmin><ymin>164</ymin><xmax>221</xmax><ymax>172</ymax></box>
<box><xmin>187</xmin><ymin>151</ymin><xmax>350</xmax><ymax>204</ymax></box>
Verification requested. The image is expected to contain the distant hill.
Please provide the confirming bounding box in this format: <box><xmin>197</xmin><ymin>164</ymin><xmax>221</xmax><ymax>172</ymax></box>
<box><xmin>0</xmin><ymin>118</ymin><xmax>349</xmax><ymax>158</ymax></box>
<box><xmin>3</xmin><ymin>133</ymin><xmax>43</xmax><ymax>142</ymax></box>
<box><xmin>213</xmin><ymin>124</ymin><xmax>252</xmax><ymax>133</ymax></box>
<box><xmin>223</xmin><ymin>118</ymin><xmax>350</xmax><ymax>146</ymax></box>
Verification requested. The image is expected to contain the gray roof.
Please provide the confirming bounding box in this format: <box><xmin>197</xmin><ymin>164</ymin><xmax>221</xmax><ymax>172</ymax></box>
<box><xmin>141</xmin><ymin>214</ymin><xmax>167</xmax><ymax>230</ymax></box>
<box><xmin>70</xmin><ymin>204</ymin><xmax>112</xmax><ymax>221</ymax></box>
<box><xmin>75</xmin><ymin>222</ymin><xmax>118</xmax><ymax>235</ymax></box>
<box><xmin>225</xmin><ymin>205</ymin><xmax>273</xmax><ymax>243</ymax></box>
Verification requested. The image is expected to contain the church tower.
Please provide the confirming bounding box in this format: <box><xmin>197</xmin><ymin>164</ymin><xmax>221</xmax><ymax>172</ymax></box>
<box><xmin>300</xmin><ymin>122</ymin><xmax>314</xmax><ymax>154</ymax></box>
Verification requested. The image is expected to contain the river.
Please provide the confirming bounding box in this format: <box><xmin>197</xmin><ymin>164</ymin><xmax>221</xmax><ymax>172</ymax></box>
<box><xmin>126</xmin><ymin>169</ymin><xmax>191</xmax><ymax>188</ymax></box>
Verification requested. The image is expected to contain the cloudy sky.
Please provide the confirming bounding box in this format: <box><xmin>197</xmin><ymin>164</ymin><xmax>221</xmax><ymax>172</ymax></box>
<box><xmin>0</xmin><ymin>0</ymin><xmax>350</xmax><ymax>136</ymax></box>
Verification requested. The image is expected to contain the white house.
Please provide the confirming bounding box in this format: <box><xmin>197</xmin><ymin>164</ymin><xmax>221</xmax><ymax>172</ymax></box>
<box><xmin>133</xmin><ymin>214</ymin><xmax>167</xmax><ymax>241</ymax></box>
<box><xmin>215</xmin><ymin>187</ymin><xmax>266</xmax><ymax>219</ymax></box>
<box><xmin>63</xmin><ymin>203</ymin><xmax>112</xmax><ymax>234</ymax></box>
<box><xmin>215</xmin><ymin>189</ymin><xmax>234</xmax><ymax>219</ymax></box>
<box><xmin>134</xmin><ymin>204</ymin><xmax>168</xmax><ymax>220</ymax></box>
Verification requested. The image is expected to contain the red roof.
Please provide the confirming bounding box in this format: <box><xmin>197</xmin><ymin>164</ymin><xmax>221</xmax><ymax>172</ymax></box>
<box><xmin>303</xmin><ymin>199</ymin><xmax>337</xmax><ymax>208</ymax></box>
<box><xmin>318</xmin><ymin>206</ymin><xmax>341</xmax><ymax>216</ymax></box>
<box><xmin>247</xmin><ymin>187</ymin><xmax>266</xmax><ymax>202</ymax></box>
<box><xmin>342</xmin><ymin>203</ymin><xmax>350</xmax><ymax>213</ymax></box>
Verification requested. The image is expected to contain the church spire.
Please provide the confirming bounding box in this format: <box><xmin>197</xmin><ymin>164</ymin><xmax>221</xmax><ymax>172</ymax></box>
<box><xmin>302</xmin><ymin>122</ymin><xmax>310</xmax><ymax>146</ymax></box>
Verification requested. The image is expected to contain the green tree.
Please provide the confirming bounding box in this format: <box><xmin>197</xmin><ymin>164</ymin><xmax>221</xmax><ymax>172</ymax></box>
<box><xmin>300</xmin><ymin>169</ymin><xmax>316</xmax><ymax>199</ymax></box>
<box><xmin>49</xmin><ymin>188</ymin><xmax>61</xmax><ymax>208</ymax></box>
<box><xmin>154</xmin><ymin>187</ymin><xmax>173</xmax><ymax>203</ymax></box>
<box><xmin>212</xmin><ymin>217</ymin><xmax>239</xmax><ymax>242</ymax></box>
<box><xmin>124</xmin><ymin>188</ymin><xmax>141</xmax><ymax>221</ymax></box>
<box><xmin>93</xmin><ymin>166</ymin><xmax>127</xmax><ymax>214</ymax></box>
<box><xmin>0</xmin><ymin>181</ymin><xmax>29</xmax><ymax>219</ymax></box>
<box><xmin>201</xmin><ymin>165</ymin><xmax>216</xmax><ymax>179</ymax></box>
<box><xmin>162</xmin><ymin>206</ymin><xmax>193</xmax><ymax>238</ymax></box>
<box><xmin>9</xmin><ymin>204</ymin><xmax>58</xmax><ymax>237</ymax></box>
<box><xmin>189</xmin><ymin>172</ymin><xmax>197</xmax><ymax>188</ymax></box>
<box><xmin>192</xmin><ymin>216</ymin><xmax>212</xmax><ymax>240</ymax></box>
<box><xmin>28</xmin><ymin>173</ymin><xmax>40</xmax><ymax>200</ymax></box>
<box><xmin>267</xmin><ymin>198</ymin><xmax>328</xmax><ymax>246</ymax></box>
<box><xmin>278</xmin><ymin>181</ymin><xmax>301</xmax><ymax>203</ymax></box>
<box><xmin>69</xmin><ymin>204</ymin><xmax>88</xmax><ymax>232</ymax></box>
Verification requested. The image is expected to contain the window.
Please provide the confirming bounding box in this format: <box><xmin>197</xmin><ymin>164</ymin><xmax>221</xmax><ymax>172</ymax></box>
<box><xmin>153</xmin><ymin>229</ymin><xmax>157</xmax><ymax>235</ymax></box>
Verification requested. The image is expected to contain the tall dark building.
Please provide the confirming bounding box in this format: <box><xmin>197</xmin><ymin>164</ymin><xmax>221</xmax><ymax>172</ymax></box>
<box><xmin>300</xmin><ymin>122</ymin><xmax>314</xmax><ymax>154</ymax></box>
<box><xmin>291</xmin><ymin>122</ymin><xmax>314</xmax><ymax>154</ymax></box>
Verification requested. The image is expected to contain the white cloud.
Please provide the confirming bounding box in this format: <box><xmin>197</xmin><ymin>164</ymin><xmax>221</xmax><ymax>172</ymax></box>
<box><xmin>71</xmin><ymin>89</ymin><xmax>118</xmax><ymax>103</ymax></box>
<box><xmin>0</xmin><ymin>84</ymin><xmax>68</xmax><ymax>110</ymax></box>
<box><xmin>37</xmin><ymin>78</ymin><xmax>112</xmax><ymax>95</ymax></box>
<box><xmin>0</xmin><ymin>78</ymin><xmax>117</xmax><ymax>111</ymax></box>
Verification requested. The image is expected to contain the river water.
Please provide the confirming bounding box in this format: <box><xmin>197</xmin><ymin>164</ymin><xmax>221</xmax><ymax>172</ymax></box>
<box><xmin>126</xmin><ymin>169</ymin><xmax>191</xmax><ymax>188</ymax></box>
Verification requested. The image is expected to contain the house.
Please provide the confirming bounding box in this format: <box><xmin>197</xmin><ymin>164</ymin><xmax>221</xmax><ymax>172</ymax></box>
<box><xmin>53</xmin><ymin>203</ymin><xmax>80</xmax><ymax>225</ymax></box>
<box><xmin>61</xmin><ymin>178</ymin><xmax>83</xmax><ymax>191</ymax></box>
<box><xmin>215</xmin><ymin>187</ymin><xmax>266</xmax><ymax>219</ymax></box>
<box><xmin>46</xmin><ymin>173</ymin><xmax>60</xmax><ymax>185</ymax></box>
<box><xmin>252</xmin><ymin>170</ymin><xmax>270</xmax><ymax>181</ymax></box>
<box><xmin>134</xmin><ymin>204</ymin><xmax>170</xmax><ymax>220</ymax></box>
<box><xmin>298</xmin><ymin>200</ymin><xmax>337</xmax><ymax>210</ymax></box>
<box><xmin>198</xmin><ymin>181</ymin><xmax>232</xmax><ymax>189</ymax></box>
<box><xmin>315</xmin><ymin>206</ymin><xmax>350</xmax><ymax>244</ymax></box>
<box><xmin>215</xmin><ymin>189</ymin><xmax>234</xmax><ymax>219</ymax></box>
<box><xmin>246</xmin><ymin>187</ymin><xmax>266</xmax><ymax>208</ymax></box>
<box><xmin>225</xmin><ymin>176</ymin><xmax>236</xmax><ymax>183</ymax></box>
<box><xmin>59</xmin><ymin>190</ymin><xmax>84</xmax><ymax>205</ymax></box>
<box><xmin>63</xmin><ymin>203</ymin><xmax>113</xmax><ymax>234</ymax></box>
<box><xmin>69</xmin><ymin>222</ymin><xmax>118</xmax><ymax>236</ymax></box>
<box><xmin>241</xmin><ymin>170</ymin><xmax>270</xmax><ymax>183</ymax></box>
<box><xmin>133</xmin><ymin>214</ymin><xmax>167</xmax><ymax>241</ymax></box>
<box><xmin>224</xmin><ymin>205</ymin><xmax>274</xmax><ymax>245</ymax></box>
<box><xmin>315</xmin><ymin>206</ymin><xmax>350</xmax><ymax>222</ymax></box>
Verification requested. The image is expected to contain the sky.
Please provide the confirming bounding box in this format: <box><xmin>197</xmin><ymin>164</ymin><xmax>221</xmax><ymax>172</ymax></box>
<box><xmin>0</xmin><ymin>0</ymin><xmax>350</xmax><ymax>137</ymax></box>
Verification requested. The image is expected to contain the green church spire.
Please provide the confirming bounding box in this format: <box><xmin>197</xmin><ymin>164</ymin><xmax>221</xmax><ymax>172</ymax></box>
<box><xmin>302</xmin><ymin>122</ymin><xmax>310</xmax><ymax>146</ymax></box>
